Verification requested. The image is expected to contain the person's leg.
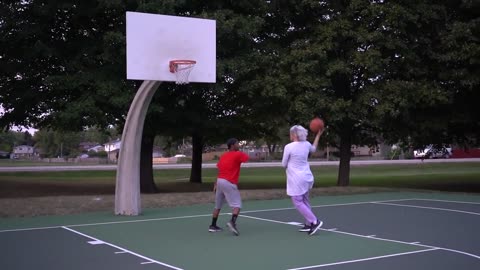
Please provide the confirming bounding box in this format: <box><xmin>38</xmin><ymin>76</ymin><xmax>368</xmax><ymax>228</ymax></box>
<box><xmin>298</xmin><ymin>190</ymin><xmax>323</xmax><ymax>235</ymax></box>
<box><xmin>302</xmin><ymin>191</ymin><xmax>312</xmax><ymax>224</ymax></box>
<box><xmin>211</xmin><ymin>208</ymin><xmax>221</xmax><ymax>226</ymax></box>
<box><xmin>220</xmin><ymin>179</ymin><xmax>242</xmax><ymax>235</ymax></box>
<box><xmin>291</xmin><ymin>194</ymin><xmax>317</xmax><ymax>225</ymax></box>
<box><xmin>209</xmin><ymin>183</ymin><xmax>225</xmax><ymax>232</ymax></box>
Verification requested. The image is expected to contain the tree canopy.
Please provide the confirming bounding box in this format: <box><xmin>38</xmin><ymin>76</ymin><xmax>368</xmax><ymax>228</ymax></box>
<box><xmin>1</xmin><ymin>0</ymin><xmax>478</xmax><ymax>188</ymax></box>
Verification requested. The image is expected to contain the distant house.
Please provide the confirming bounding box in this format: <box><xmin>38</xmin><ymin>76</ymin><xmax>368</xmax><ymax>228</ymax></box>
<box><xmin>87</xmin><ymin>145</ymin><xmax>104</xmax><ymax>153</ymax></box>
<box><xmin>12</xmin><ymin>145</ymin><xmax>36</xmax><ymax>159</ymax></box>
<box><xmin>104</xmin><ymin>139</ymin><xmax>121</xmax><ymax>153</ymax></box>
<box><xmin>79</xmin><ymin>142</ymin><xmax>100</xmax><ymax>152</ymax></box>
<box><xmin>104</xmin><ymin>139</ymin><xmax>121</xmax><ymax>162</ymax></box>
<box><xmin>99</xmin><ymin>139</ymin><xmax>165</xmax><ymax>162</ymax></box>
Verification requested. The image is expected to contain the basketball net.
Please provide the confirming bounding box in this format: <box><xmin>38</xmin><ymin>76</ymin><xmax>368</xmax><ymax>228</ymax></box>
<box><xmin>169</xmin><ymin>60</ymin><xmax>196</xmax><ymax>85</ymax></box>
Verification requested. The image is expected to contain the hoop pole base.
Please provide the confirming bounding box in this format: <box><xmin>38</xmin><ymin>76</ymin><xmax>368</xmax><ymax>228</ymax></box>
<box><xmin>115</xmin><ymin>80</ymin><xmax>162</xmax><ymax>216</ymax></box>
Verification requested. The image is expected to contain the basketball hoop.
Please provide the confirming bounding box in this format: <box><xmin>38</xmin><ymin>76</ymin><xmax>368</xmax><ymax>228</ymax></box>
<box><xmin>169</xmin><ymin>60</ymin><xmax>196</xmax><ymax>84</ymax></box>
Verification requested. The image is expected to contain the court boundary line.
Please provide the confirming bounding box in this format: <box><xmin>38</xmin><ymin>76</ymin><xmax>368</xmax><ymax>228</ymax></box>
<box><xmin>0</xmin><ymin>198</ymin><xmax>416</xmax><ymax>233</ymax></box>
<box><xmin>411</xmin><ymin>198</ymin><xmax>480</xmax><ymax>205</ymax></box>
<box><xmin>62</xmin><ymin>226</ymin><xmax>183</xmax><ymax>270</ymax></box>
<box><xmin>285</xmin><ymin>248</ymin><xmax>439</xmax><ymax>270</ymax></box>
<box><xmin>372</xmin><ymin>202</ymin><xmax>480</xmax><ymax>216</ymax></box>
<box><xmin>239</xmin><ymin>214</ymin><xmax>480</xmax><ymax>260</ymax></box>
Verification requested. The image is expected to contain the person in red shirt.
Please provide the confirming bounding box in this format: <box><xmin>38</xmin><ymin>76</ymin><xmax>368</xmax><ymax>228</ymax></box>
<box><xmin>209</xmin><ymin>138</ymin><xmax>249</xmax><ymax>235</ymax></box>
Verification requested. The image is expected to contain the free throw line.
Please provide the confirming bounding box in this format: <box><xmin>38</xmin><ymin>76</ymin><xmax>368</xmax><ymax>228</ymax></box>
<box><xmin>62</xmin><ymin>226</ymin><xmax>183</xmax><ymax>270</ymax></box>
<box><xmin>372</xmin><ymin>202</ymin><xmax>480</xmax><ymax>216</ymax></box>
<box><xmin>286</xmin><ymin>248</ymin><xmax>438</xmax><ymax>270</ymax></box>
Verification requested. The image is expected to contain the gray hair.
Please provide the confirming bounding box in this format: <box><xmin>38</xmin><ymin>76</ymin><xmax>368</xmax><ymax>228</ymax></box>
<box><xmin>290</xmin><ymin>125</ymin><xmax>308</xmax><ymax>141</ymax></box>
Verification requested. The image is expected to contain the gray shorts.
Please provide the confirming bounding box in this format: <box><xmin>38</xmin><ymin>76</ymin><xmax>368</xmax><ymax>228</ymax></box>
<box><xmin>215</xmin><ymin>178</ymin><xmax>242</xmax><ymax>209</ymax></box>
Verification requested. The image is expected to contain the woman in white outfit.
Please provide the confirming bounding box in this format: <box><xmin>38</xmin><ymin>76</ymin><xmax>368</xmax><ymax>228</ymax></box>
<box><xmin>282</xmin><ymin>125</ymin><xmax>323</xmax><ymax>235</ymax></box>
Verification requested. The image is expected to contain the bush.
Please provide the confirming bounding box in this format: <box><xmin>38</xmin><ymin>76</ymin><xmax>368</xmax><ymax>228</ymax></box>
<box><xmin>388</xmin><ymin>150</ymin><xmax>401</xmax><ymax>160</ymax></box>
<box><xmin>88</xmin><ymin>150</ymin><xmax>108</xmax><ymax>157</ymax></box>
<box><xmin>177</xmin><ymin>157</ymin><xmax>192</xmax><ymax>163</ymax></box>
<box><xmin>330</xmin><ymin>151</ymin><xmax>355</xmax><ymax>158</ymax></box>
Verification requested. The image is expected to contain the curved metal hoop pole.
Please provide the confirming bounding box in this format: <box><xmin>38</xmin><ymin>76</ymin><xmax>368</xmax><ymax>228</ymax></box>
<box><xmin>115</xmin><ymin>80</ymin><xmax>162</xmax><ymax>215</ymax></box>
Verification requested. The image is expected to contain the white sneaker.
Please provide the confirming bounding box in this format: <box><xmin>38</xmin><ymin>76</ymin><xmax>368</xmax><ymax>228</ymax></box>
<box><xmin>298</xmin><ymin>224</ymin><xmax>311</xmax><ymax>232</ymax></box>
<box><xmin>308</xmin><ymin>220</ymin><xmax>323</xmax><ymax>236</ymax></box>
<box><xmin>227</xmin><ymin>221</ymin><xmax>239</xmax><ymax>236</ymax></box>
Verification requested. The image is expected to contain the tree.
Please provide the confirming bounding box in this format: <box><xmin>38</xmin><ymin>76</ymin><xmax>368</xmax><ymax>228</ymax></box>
<box><xmin>0</xmin><ymin>131</ymin><xmax>26</xmax><ymax>152</ymax></box>
<box><xmin>0</xmin><ymin>0</ymin><xmax>134</xmax><ymax>132</ymax></box>
<box><xmin>135</xmin><ymin>0</ymin><xmax>275</xmax><ymax>185</ymax></box>
<box><xmin>33</xmin><ymin>129</ymin><xmax>82</xmax><ymax>158</ymax></box>
<box><xmin>376</xmin><ymin>0</ymin><xmax>480</xmax><ymax>148</ymax></box>
<box><xmin>268</xmin><ymin>0</ymin><xmax>479</xmax><ymax>186</ymax></box>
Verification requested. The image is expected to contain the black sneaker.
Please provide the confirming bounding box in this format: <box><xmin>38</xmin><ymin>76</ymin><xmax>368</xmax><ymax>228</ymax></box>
<box><xmin>308</xmin><ymin>220</ymin><xmax>323</xmax><ymax>236</ymax></box>
<box><xmin>227</xmin><ymin>221</ymin><xmax>239</xmax><ymax>236</ymax></box>
<box><xmin>208</xmin><ymin>225</ymin><xmax>223</xmax><ymax>232</ymax></box>
<box><xmin>298</xmin><ymin>224</ymin><xmax>311</xmax><ymax>232</ymax></box>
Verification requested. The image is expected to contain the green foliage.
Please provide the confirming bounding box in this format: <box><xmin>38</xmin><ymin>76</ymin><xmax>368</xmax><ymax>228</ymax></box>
<box><xmin>33</xmin><ymin>129</ymin><xmax>82</xmax><ymax>158</ymax></box>
<box><xmin>0</xmin><ymin>130</ymin><xmax>34</xmax><ymax>152</ymax></box>
<box><xmin>0</xmin><ymin>0</ymin><xmax>134</xmax><ymax>131</ymax></box>
<box><xmin>87</xmin><ymin>150</ymin><xmax>108</xmax><ymax>158</ymax></box>
<box><xmin>1</xmin><ymin>0</ymin><xmax>478</xmax><ymax>187</ymax></box>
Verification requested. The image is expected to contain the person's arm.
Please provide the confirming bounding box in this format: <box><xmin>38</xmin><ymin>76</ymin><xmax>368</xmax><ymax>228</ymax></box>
<box><xmin>240</xmin><ymin>152</ymin><xmax>249</xmax><ymax>163</ymax></box>
<box><xmin>281</xmin><ymin>145</ymin><xmax>290</xmax><ymax>168</ymax></box>
<box><xmin>310</xmin><ymin>128</ymin><xmax>324</xmax><ymax>152</ymax></box>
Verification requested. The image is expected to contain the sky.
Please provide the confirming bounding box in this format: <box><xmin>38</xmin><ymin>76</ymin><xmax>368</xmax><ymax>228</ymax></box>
<box><xmin>0</xmin><ymin>105</ymin><xmax>38</xmax><ymax>135</ymax></box>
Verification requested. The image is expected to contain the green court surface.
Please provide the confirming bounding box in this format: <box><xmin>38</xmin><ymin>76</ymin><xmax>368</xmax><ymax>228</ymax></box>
<box><xmin>1</xmin><ymin>191</ymin><xmax>480</xmax><ymax>270</ymax></box>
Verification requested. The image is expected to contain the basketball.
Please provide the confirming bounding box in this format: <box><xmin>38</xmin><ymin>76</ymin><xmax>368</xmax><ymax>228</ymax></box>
<box><xmin>309</xmin><ymin>117</ymin><xmax>324</xmax><ymax>133</ymax></box>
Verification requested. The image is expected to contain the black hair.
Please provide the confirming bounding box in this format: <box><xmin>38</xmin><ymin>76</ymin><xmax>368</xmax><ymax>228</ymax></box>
<box><xmin>227</xmin><ymin>138</ymin><xmax>238</xmax><ymax>149</ymax></box>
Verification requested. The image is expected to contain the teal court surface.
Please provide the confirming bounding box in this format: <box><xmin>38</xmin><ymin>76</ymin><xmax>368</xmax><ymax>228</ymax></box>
<box><xmin>1</xmin><ymin>191</ymin><xmax>479</xmax><ymax>270</ymax></box>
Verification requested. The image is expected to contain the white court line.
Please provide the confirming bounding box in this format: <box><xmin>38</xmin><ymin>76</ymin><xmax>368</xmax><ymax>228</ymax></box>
<box><xmin>372</xmin><ymin>202</ymin><xmax>480</xmax><ymax>216</ymax></box>
<box><xmin>0</xmin><ymin>214</ymin><xmax>212</xmax><ymax>233</ymax></box>
<box><xmin>115</xmin><ymin>251</ymin><xmax>127</xmax><ymax>254</ymax></box>
<box><xmin>0</xmin><ymin>198</ymin><xmax>416</xmax><ymax>233</ymax></box>
<box><xmin>242</xmin><ymin>198</ymin><xmax>416</xmax><ymax>214</ymax></box>
<box><xmin>62</xmin><ymin>226</ymin><xmax>183</xmax><ymax>270</ymax></box>
<box><xmin>412</xmin><ymin>198</ymin><xmax>480</xmax><ymax>205</ymax></box>
<box><xmin>88</xmin><ymin>240</ymin><xmax>104</xmax><ymax>245</ymax></box>
<box><xmin>239</xmin><ymin>214</ymin><xmax>480</xmax><ymax>260</ymax></box>
<box><xmin>286</xmin><ymin>248</ymin><xmax>439</xmax><ymax>270</ymax></box>
<box><xmin>287</xmin><ymin>222</ymin><xmax>303</xmax><ymax>225</ymax></box>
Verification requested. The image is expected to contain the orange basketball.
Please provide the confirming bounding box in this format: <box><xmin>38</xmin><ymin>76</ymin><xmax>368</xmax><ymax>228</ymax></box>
<box><xmin>309</xmin><ymin>117</ymin><xmax>324</xmax><ymax>133</ymax></box>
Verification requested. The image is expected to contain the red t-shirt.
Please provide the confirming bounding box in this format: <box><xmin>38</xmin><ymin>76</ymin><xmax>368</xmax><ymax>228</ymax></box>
<box><xmin>217</xmin><ymin>151</ymin><xmax>249</xmax><ymax>185</ymax></box>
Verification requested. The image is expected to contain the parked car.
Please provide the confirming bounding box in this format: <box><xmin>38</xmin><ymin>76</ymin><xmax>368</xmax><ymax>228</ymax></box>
<box><xmin>414</xmin><ymin>145</ymin><xmax>452</xmax><ymax>159</ymax></box>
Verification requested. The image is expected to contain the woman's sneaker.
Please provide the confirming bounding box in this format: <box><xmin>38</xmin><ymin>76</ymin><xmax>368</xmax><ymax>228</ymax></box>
<box><xmin>308</xmin><ymin>220</ymin><xmax>323</xmax><ymax>236</ymax></box>
<box><xmin>208</xmin><ymin>225</ymin><xmax>223</xmax><ymax>232</ymax></box>
<box><xmin>298</xmin><ymin>224</ymin><xmax>311</xmax><ymax>232</ymax></box>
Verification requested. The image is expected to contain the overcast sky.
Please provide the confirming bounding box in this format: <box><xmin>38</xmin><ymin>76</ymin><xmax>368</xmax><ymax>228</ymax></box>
<box><xmin>0</xmin><ymin>105</ymin><xmax>38</xmax><ymax>135</ymax></box>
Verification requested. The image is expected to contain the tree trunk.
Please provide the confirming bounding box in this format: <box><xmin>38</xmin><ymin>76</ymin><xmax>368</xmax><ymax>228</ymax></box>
<box><xmin>337</xmin><ymin>127</ymin><xmax>353</xmax><ymax>186</ymax></box>
<box><xmin>140</xmin><ymin>131</ymin><xmax>158</xmax><ymax>193</ymax></box>
<box><xmin>189</xmin><ymin>132</ymin><xmax>203</xmax><ymax>183</ymax></box>
<box><xmin>267</xmin><ymin>143</ymin><xmax>276</xmax><ymax>153</ymax></box>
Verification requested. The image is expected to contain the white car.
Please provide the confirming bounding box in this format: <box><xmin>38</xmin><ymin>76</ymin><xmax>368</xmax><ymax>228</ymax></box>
<box><xmin>174</xmin><ymin>154</ymin><xmax>186</xmax><ymax>158</ymax></box>
<box><xmin>414</xmin><ymin>145</ymin><xmax>452</xmax><ymax>159</ymax></box>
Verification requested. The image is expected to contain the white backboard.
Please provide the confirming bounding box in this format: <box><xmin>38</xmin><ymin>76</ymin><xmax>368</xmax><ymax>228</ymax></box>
<box><xmin>126</xmin><ymin>12</ymin><xmax>216</xmax><ymax>83</ymax></box>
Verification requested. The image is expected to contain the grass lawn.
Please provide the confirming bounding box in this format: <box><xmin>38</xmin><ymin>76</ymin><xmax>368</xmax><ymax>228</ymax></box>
<box><xmin>0</xmin><ymin>163</ymin><xmax>479</xmax><ymax>198</ymax></box>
